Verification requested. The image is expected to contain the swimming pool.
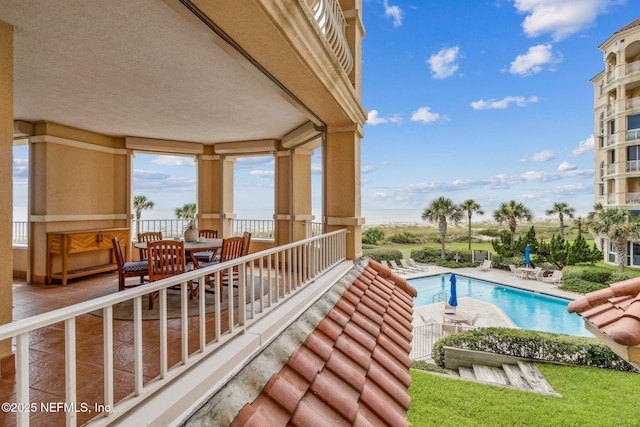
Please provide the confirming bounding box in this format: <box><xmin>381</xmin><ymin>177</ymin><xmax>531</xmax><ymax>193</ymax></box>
<box><xmin>409</xmin><ymin>274</ymin><xmax>592</xmax><ymax>337</ymax></box>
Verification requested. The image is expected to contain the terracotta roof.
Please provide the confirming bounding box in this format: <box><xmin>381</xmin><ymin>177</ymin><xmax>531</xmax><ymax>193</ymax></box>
<box><xmin>613</xmin><ymin>17</ymin><xmax>640</xmax><ymax>35</ymax></box>
<box><xmin>567</xmin><ymin>277</ymin><xmax>640</xmax><ymax>346</ymax></box>
<box><xmin>229</xmin><ymin>259</ymin><xmax>417</xmax><ymax>427</ymax></box>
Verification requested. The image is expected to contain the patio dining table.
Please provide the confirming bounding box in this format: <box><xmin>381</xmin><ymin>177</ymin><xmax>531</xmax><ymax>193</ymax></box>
<box><xmin>135</xmin><ymin>238</ymin><xmax>223</xmax><ymax>261</ymax></box>
<box><xmin>516</xmin><ymin>267</ymin><xmax>537</xmax><ymax>279</ymax></box>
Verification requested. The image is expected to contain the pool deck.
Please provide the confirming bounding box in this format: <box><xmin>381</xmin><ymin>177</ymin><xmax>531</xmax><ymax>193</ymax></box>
<box><xmin>405</xmin><ymin>264</ymin><xmax>581</xmax><ymax>330</ymax></box>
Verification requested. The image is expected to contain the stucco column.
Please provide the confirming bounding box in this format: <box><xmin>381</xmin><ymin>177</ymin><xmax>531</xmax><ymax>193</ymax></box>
<box><xmin>325</xmin><ymin>126</ymin><xmax>363</xmax><ymax>260</ymax></box>
<box><xmin>197</xmin><ymin>148</ymin><xmax>223</xmax><ymax>235</ymax></box>
<box><xmin>274</xmin><ymin>148</ymin><xmax>314</xmax><ymax>245</ymax></box>
<box><xmin>0</xmin><ymin>20</ymin><xmax>14</xmax><ymax>377</ymax></box>
<box><xmin>220</xmin><ymin>155</ymin><xmax>236</xmax><ymax>238</ymax></box>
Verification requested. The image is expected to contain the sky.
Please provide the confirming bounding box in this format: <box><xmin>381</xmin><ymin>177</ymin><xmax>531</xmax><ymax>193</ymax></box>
<box><xmin>11</xmin><ymin>0</ymin><xmax>640</xmax><ymax>223</ymax></box>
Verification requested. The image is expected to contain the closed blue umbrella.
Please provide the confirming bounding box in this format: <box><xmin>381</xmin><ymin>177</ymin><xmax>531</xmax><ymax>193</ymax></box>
<box><xmin>524</xmin><ymin>244</ymin><xmax>531</xmax><ymax>266</ymax></box>
<box><xmin>448</xmin><ymin>274</ymin><xmax>458</xmax><ymax>308</ymax></box>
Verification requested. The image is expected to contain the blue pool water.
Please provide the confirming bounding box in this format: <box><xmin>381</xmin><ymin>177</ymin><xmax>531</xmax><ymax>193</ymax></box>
<box><xmin>409</xmin><ymin>274</ymin><xmax>592</xmax><ymax>337</ymax></box>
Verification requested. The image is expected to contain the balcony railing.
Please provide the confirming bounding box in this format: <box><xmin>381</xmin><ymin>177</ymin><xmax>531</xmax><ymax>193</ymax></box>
<box><xmin>306</xmin><ymin>0</ymin><xmax>353</xmax><ymax>75</ymax></box>
<box><xmin>232</xmin><ymin>219</ymin><xmax>274</xmax><ymax>238</ymax></box>
<box><xmin>607</xmin><ymin>104</ymin><xmax>616</xmax><ymax>116</ymax></box>
<box><xmin>627</xmin><ymin>160</ymin><xmax>640</xmax><ymax>172</ymax></box>
<box><xmin>627</xmin><ymin>193</ymin><xmax>640</xmax><ymax>204</ymax></box>
<box><xmin>12</xmin><ymin>221</ymin><xmax>28</xmax><ymax>244</ymax></box>
<box><xmin>607</xmin><ymin>163</ymin><xmax>616</xmax><ymax>175</ymax></box>
<box><xmin>608</xmin><ymin>194</ymin><xmax>616</xmax><ymax>204</ymax></box>
<box><xmin>607</xmin><ymin>70</ymin><xmax>616</xmax><ymax>83</ymax></box>
<box><xmin>607</xmin><ymin>134</ymin><xmax>616</xmax><ymax>145</ymax></box>
<box><xmin>133</xmin><ymin>219</ymin><xmax>323</xmax><ymax>240</ymax></box>
<box><xmin>0</xmin><ymin>229</ymin><xmax>347</xmax><ymax>426</ymax></box>
<box><xmin>627</xmin><ymin>129</ymin><xmax>640</xmax><ymax>141</ymax></box>
<box><xmin>627</xmin><ymin>97</ymin><xmax>640</xmax><ymax>110</ymax></box>
<box><xmin>627</xmin><ymin>60</ymin><xmax>640</xmax><ymax>75</ymax></box>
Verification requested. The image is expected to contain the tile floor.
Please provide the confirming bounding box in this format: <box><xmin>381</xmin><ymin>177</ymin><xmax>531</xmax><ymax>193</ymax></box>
<box><xmin>1</xmin><ymin>272</ymin><xmax>236</xmax><ymax>427</ymax></box>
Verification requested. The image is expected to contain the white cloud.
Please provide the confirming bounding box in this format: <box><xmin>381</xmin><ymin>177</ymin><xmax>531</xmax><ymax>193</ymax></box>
<box><xmin>133</xmin><ymin>169</ymin><xmax>196</xmax><ymax>191</ymax></box>
<box><xmin>383</xmin><ymin>0</ymin><xmax>403</xmax><ymax>27</ymax></box>
<box><xmin>471</xmin><ymin>95</ymin><xmax>539</xmax><ymax>110</ymax></box>
<box><xmin>367</xmin><ymin>110</ymin><xmax>402</xmax><ymax>126</ymax></box>
<box><xmin>514</xmin><ymin>0</ymin><xmax>618</xmax><ymax>41</ymax></box>
<box><xmin>13</xmin><ymin>158</ymin><xmax>28</xmax><ymax>178</ymax></box>
<box><xmin>557</xmin><ymin>161</ymin><xmax>577</xmax><ymax>171</ymax></box>
<box><xmin>361</xmin><ymin>165</ymin><xmax>377</xmax><ymax>173</ymax></box>
<box><xmin>151</xmin><ymin>155</ymin><xmax>195</xmax><ymax>167</ymax></box>
<box><xmin>571</xmin><ymin>135</ymin><xmax>594</xmax><ymax>156</ymax></box>
<box><xmin>521</xmin><ymin>150</ymin><xmax>555</xmax><ymax>163</ymax></box>
<box><xmin>249</xmin><ymin>170</ymin><xmax>274</xmax><ymax>179</ymax></box>
<box><xmin>312</xmin><ymin>163</ymin><xmax>322</xmax><ymax>175</ymax></box>
<box><xmin>509</xmin><ymin>44</ymin><xmax>561</xmax><ymax>76</ymax></box>
<box><xmin>427</xmin><ymin>46</ymin><xmax>461</xmax><ymax>79</ymax></box>
<box><xmin>410</xmin><ymin>107</ymin><xmax>445</xmax><ymax>123</ymax></box>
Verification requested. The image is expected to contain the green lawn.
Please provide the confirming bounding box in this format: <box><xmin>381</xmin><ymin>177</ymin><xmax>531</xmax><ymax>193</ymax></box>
<box><xmin>407</xmin><ymin>364</ymin><xmax>640</xmax><ymax>426</ymax></box>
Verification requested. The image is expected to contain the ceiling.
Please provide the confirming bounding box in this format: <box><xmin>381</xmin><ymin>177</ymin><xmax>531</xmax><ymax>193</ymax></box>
<box><xmin>0</xmin><ymin>0</ymin><xmax>310</xmax><ymax>144</ymax></box>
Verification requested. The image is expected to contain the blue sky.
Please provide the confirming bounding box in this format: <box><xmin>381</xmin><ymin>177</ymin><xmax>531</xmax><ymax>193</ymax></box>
<box><xmin>12</xmin><ymin>0</ymin><xmax>640</xmax><ymax>222</ymax></box>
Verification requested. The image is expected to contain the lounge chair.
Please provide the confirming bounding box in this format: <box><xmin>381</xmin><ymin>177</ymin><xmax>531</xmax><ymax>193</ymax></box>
<box><xmin>389</xmin><ymin>260</ymin><xmax>411</xmax><ymax>273</ymax></box>
<box><xmin>541</xmin><ymin>270</ymin><xmax>563</xmax><ymax>284</ymax></box>
<box><xmin>532</xmin><ymin>267</ymin><xmax>545</xmax><ymax>281</ymax></box>
<box><xmin>408</xmin><ymin>258</ymin><xmax>429</xmax><ymax>271</ymax></box>
<box><xmin>400</xmin><ymin>259</ymin><xmax>421</xmax><ymax>272</ymax></box>
<box><xmin>444</xmin><ymin>302</ymin><xmax>456</xmax><ymax>315</ymax></box>
<box><xmin>477</xmin><ymin>259</ymin><xmax>492</xmax><ymax>271</ymax></box>
<box><xmin>461</xmin><ymin>312</ymin><xmax>481</xmax><ymax>327</ymax></box>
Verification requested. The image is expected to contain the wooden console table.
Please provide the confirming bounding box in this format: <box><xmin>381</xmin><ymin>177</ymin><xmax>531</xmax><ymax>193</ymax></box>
<box><xmin>47</xmin><ymin>228</ymin><xmax>129</xmax><ymax>286</ymax></box>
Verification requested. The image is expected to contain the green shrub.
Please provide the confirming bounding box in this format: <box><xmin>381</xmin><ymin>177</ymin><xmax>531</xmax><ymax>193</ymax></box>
<box><xmin>432</xmin><ymin>327</ymin><xmax>635</xmax><ymax>372</ymax></box>
<box><xmin>362</xmin><ymin>227</ymin><xmax>385</xmax><ymax>245</ymax></box>
<box><xmin>361</xmin><ymin>244</ymin><xmax>379</xmax><ymax>250</ymax></box>
<box><xmin>478</xmin><ymin>229</ymin><xmax>501</xmax><ymax>237</ymax></box>
<box><xmin>560</xmin><ymin>277</ymin><xmax>608</xmax><ymax>294</ymax></box>
<box><xmin>411</xmin><ymin>247</ymin><xmax>442</xmax><ymax>262</ymax></box>
<box><xmin>389</xmin><ymin>231</ymin><xmax>421</xmax><ymax>244</ymax></box>
<box><xmin>362</xmin><ymin>248</ymin><xmax>403</xmax><ymax>263</ymax></box>
<box><xmin>411</xmin><ymin>360</ymin><xmax>446</xmax><ymax>373</ymax></box>
<box><xmin>608</xmin><ymin>272</ymin><xmax>634</xmax><ymax>284</ymax></box>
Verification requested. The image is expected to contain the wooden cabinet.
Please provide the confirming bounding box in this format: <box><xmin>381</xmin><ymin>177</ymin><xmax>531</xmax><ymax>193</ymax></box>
<box><xmin>47</xmin><ymin>228</ymin><xmax>129</xmax><ymax>285</ymax></box>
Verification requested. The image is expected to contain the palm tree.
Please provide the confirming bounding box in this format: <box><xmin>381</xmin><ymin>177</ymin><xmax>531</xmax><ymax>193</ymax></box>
<box><xmin>545</xmin><ymin>202</ymin><xmax>575</xmax><ymax>240</ymax></box>
<box><xmin>492</xmin><ymin>200</ymin><xmax>533</xmax><ymax>252</ymax></box>
<box><xmin>133</xmin><ymin>195</ymin><xmax>155</xmax><ymax>235</ymax></box>
<box><xmin>587</xmin><ymin>207</ymin><xmax>640</xmax><ymax>272</ymax></box>
<box><xmin>459</xmin><ymin>199</ymin><xmax>484</xmax><ymax>250</ymax></box>
<box><xmin>574</xmin><ymin>217</ymin><xmax>584</xmax><ymax>236</ymax></box>
<box><xmin>421</xmin><ymin>197</ymin><xmax>463</xmax><ymax>259</ymax></box>
<box><xmin>175</xmin><ymin>202</ymin><xmax>197</xmax><ymax>229</ymax></box>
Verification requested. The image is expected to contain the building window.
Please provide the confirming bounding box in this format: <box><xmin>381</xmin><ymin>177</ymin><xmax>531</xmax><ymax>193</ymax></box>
<box><xmin>599</xmin><ymin>183</ymin><xmax>604</xmax><ymax>196</ymax></box>
<box><xmin>609</xmin><ymin>119</ymin><xmax>616</xmax><ymax>135</ymax></box>
<box><xmin>609</xmin><ymin>242</ymin><xmax>616</xmax><ymax>263</ymax></box>
<box><xmin>629</xmin><ymin>114</ymin><xmax>640</xmax><ymax>130</ymax></box>
<box><xmin>600</xmin><ymin>113</ymin><xmax>605</xmax><ymax>134</ymax></box>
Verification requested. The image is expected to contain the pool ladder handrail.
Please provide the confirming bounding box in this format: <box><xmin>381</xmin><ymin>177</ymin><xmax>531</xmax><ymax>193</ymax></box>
<box><xmin>433</xmin><ymin>290</ymin><xmax>448</xmax><ymax>304</ymax></box>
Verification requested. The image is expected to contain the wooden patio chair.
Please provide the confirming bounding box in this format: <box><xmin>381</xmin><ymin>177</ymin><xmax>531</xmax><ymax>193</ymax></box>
<box><xmin>192</xmin><ymin>229</ymin><xmax>219</xmax><ymax>264</ymax></box>
<box><xmin>193</xmin><ymin>236</ymin><xmax>244</xmax><ymax>300</ymax></box>
<box><xmin>147</xmin><ymin>240</ymin><xmax>193</xmax><ymax>309</ymax></box>
<box><xmin>112</xmin><ymin>236</ymin><xmax>148</xmax><ymax>292</ymax></box>
<box><xmin>137</xmin><ymin>231</ymin><xmax>163</xmax><ymax>261</ymax></box>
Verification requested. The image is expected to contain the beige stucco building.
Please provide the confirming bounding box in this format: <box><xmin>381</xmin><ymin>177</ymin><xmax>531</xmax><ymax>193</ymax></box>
<box><xmin>592</xmin><ymin>17</ymin><xmax>640</xmax><ymax>266</ymax></box>
<box><xmin>1</xmin><ymin>0</ymin><xmax>366</xmax><ymax>395</ymax></box>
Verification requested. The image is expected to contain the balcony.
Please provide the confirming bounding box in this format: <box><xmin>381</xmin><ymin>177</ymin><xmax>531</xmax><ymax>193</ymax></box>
<box><xmin>607</xmin><ymin>104</ymin><xmax>616</xmax><ymax>116</ymax></box>
<box><xmin>627</xmin><ymin>193</ymin><xmax>640</xmax><ymax>204</ymax></box>
<box><xmin>608</xmin><ymin>194</ymin><xmax>616</xmax><ymax>204</ymax></box>
<box><xmin>607</xmin><ymin>134</ymin><xmax>616</xmax><ymax>146</ymax></box>
<box><xmin>1</xmin><ymin>230</ymin><xmax>349</xmax><ymax>426</ymax></box>
<box><xmin>627</xmin><ymin>160</ymin><xmax>640</xmax><ymax>173</ymax></box>
<box><xmin>607</xmin><ymin>70</ymin><xmax>616</xmax><ymax>83</ymax></box>
<box><xmin>626</xmin><ymin>97</ymin><xmax>640</xmax><ymax>110</ymax></box>
<box><xmin>607</xmin><ymin>163</ymin><xmax>616</xmax><ymax>175</ymax></box>
<box><xmin>627</xmin><ymin>129</ymin><xmax>640</xmax><ymax>141</ymax></box>
<box><xmin>627</xmin><ymin>60</ymin><xmax>640</xmax><ymax>75</ymax></box>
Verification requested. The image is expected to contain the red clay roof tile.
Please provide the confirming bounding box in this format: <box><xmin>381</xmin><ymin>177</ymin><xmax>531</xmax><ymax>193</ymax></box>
<box><xmin>230</xmin><ymin>259</ymin><xmax>415</xmax><ymax>426</ymax></box>
<box><xmin>569</xmin><ymin>278</ymin><xmax>640</xmax><ymax>347</ymax></box>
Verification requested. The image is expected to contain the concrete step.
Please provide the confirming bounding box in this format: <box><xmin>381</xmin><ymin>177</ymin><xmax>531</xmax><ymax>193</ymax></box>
<box><xmin>449</xmin><ymin>362</ymin><xmax>561</xmax><ymax>397</ymax></box>
<box><xmin>502</xmin><ymin>363</ymin><xmax>533</xmax><ymax>391</ymax></box>
<box><xmin>458</xmin><ymin>366</ymin><xmax>476</xmax><ymax>381</ymax></box>
<box><xmin>472</xmin><ymin>364</ymin><xmax>509</xmax><ymax>385</ymax></box>
<box><xmin>517</xmin><ymin>361</ymin><xmax>561</xmax><ymax>396</ymax></box>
